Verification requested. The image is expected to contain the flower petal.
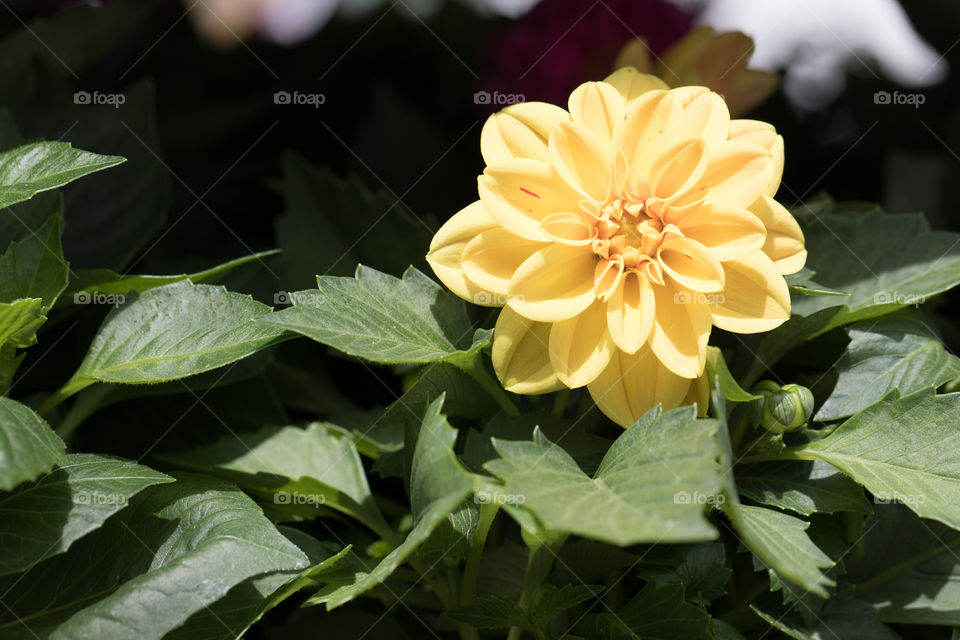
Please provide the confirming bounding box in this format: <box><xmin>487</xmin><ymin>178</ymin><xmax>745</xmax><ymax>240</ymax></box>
<box><xmin>603</xmin><ymin>66</ymin><xmax>668</xmax><ymax>103</ymax></box>
<box><xmin>549</xmin><ymin>121</ymin><xmax>612</xmax><ymax>200</ymax></box>
<box><xmin>650</xmin><ymin>137</ymin><xmax>709</xmax><ymax>202</ymax></box>
<box><xmin>729</xmin><ymin>119</ymin><xmax>784</xmax><ymax>196</ymax></box>
<box><xmin>710</xmin><ymin>250</ymin><xmax>791</xmax><ymax>333</ymax></box>
<box><xmin>480</xmin><ymin>102</ymin><xmax>570</xmax><ymax>165</ymax></box>
<box><xmin>606</xmin><ymin>270</ymin><xmax>654</xmax><ymax>354</ymax></box>
<box><xmin>614</xmin><ymin>89</ymin><xmax>683</xmax><ymax>180</ymax></box>
<box><xmin>702</xmin><ymin>141</ymin><xmax>775</xmax><ymax>209</ymax></box>
<box><xmin>461</xmin><ymin>227</ymin><xmax>545</xmax><ymax>297</ymax></box>
<box><xmin>748</xmin><ymin>196</ymin><xmax>807</xmax><ymax>274</ymax></box>
<box><xmin>479</xmin><ymin>158</ymin><xmax>581</xmax><ymax>241</ymax></box>
<box><xmin>568</xmin><ymin>81</ymin><xmax>626</xmax><ymax>147</ymax></box>
<box><xmin>549</xmin><ymin>301</ymin><xmax>615</xmax><ymax>388</ymax></box>
<box><xmin>674</xmin><ymin>86</ymin><xmax>730</xmax><ymax>144</ymax></box>
<box><xmin>540</xmin><ymin>212</ymin><xmax>596</xmax><ymax>245</ymax></box>
<box><xmin>507</xmin><ymin>243</ymin><xmax>598</xmax><ymax>322</ymax></box>
<box><xmin>492</xmin><ymin>306</ymin><xmax>564</xmax><ymax>394</ymax></box>
<box><xmin>612</xmin><ymin>40</ymin><xmax>655</xmax><ymax>75</ymax></box>
<box><xmin>675</xmin><ymin>203</ymin><xmax>766</xmax><ymax>261</ymax></box>
<box><xmin>587</xmin><ymin>346</ymin><xmax>693</xmax><ymax>428</ymax></box>
<box><xmin>649</xmin><ymin>282</ymin><xmax>712</xmax><ymax>378</ymax></box>
<box><xmin>426</xmin><ymin>200</ymin><xmax>497</xmax><ymax>301</ymax></box>
<box><xmin>658</xmin><ymin>237</ymin><xmax>725</xmax><ymax>293</ymax></box>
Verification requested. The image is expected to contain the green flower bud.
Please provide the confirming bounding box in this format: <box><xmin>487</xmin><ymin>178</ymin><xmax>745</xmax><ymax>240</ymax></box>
<box><xmin>750</xmin><ymin>381</ymin><xmax>814</xmax><ymax>434</ymax></box>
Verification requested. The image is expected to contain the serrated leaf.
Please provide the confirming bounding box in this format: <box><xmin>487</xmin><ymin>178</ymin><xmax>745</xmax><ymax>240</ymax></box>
<box><xmin>638</xmin><ymin>543</ymin><xmax>731</xmax><ymax>602</ymax></box>
<box><xmin>275</xmin><ymin>152</ymin><xmax>431</xmax><ymax>286</ymax></box>
<box><xmin>307</xmin><ymin>396</ymin><xmax>474</xmax><ymax>609</ymax></box>
<box><xmin>0</xmin><ymin>473</ymin><xmax>308</xmax><ymax>639</ymax></box>
<box><xmin>160</xmin><ymin>423</ymin><xmax>390</xmax><ymax>537</ymax></box>
<box><xmin>795</xmin><ymin>388</ymin><xmax>960</xmax><ymax>529</ymax></box>
<box><xmin>752</xmin><ymin>583</ymin><xmax>897</xmax><ymax>640</ymax></box>
<box><xmin>0</xmin><ymin>453</ymin><xmax>172</xmax><ymax>574</ymax></box>
<box><xmin>846</xmin><ymin>503</ymin><xmax>960</xmax><ymax>625</ymax></box>
<box><xmin>0</xmin><ymin>298</ymin><xmax>46</xmax><ymax>392</ymax></box>
<box><xmin>785</xmin><ymin>267</ymin><xmax>848</xmax><ymax>297</ymax></box>
<box><xmin>64</xmin><ymin>281</ymin><xmax>288</xmax><ymax>391</ymax></box>
<box><xmin>64</xmin><ymin>250</ymin><xmax>280</xmax><ymax>302</ymax></box>
<box><xmin>448</xmin><ymin>596</ymin><xmax>529</xmax><ymax>631</ymax></box>
<box><xmin>0</xmin><ymin>140</ymin><xmax>123</xmax><ymax>210</ymax></box>
<box><xmin>0</xmin><ymin>212</ymin><xmax>68</xmax><ymax>310</ymax></box>
<box><xmin>736</xmin><ymin>460</ymin><xmax>872</xmax><ymax>516</ymax></box>
<box><xmin>485</xmin><ymin>405</ymin><xmax>722</xmax><ymax>546</ymax></box>
<box><xmin>531</xmin><ymin>583</ymin><xmax>602</xmax><ymax>628</ymax></box>
<box><xmin>257</xmin><ymin>266</ymin><xmax>484</xmax><ymax>366</ymax></box>
<box><xmin>582</xmin><ymin>583</ymin><xmax>713</xmax><ymax>639</ymax></box>
<box><xmin>0</xmin><ymin>396</ymin><xmax>64</xmax><ymax>491</ymax></box>
<box><xmin>816</xmin><ymin>316</ymin><xmax>960</xmax><ymax>421</ymax></box>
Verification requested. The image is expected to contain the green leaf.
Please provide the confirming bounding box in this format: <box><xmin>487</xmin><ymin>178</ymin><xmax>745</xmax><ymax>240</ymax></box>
<box><xmin>275</xmin><ymin>152</ymin><xmax>431</xmax><ymax>286</ymax></box>
<box><xmin>792</xmin><ymin>209</ymin><xmax>960</xmax><ymax>326</ymax></box>
<box><xmin>160</xmin><ymin>423</ymin><xmax>390</xmax><ymax>538</ymax></box>
<box><xmin>448</xmin><ymin>596</ymin><xmax>529</xmax><ymax>631</ymax></box>
<box><xmin>64</xmin><ymin>281</ymin><xmax>288</xmax><ymax>391</ymax></box>
<box><xmin>258</xmin><ymin>266</ymin><xmax>484</xmax><ymax>366</ymax></box>
<box><xmin>531</xmin><ymin>583</ymin><xmax>603</xmax><ymax>628</ymax></box>
<box><xmin>784</xmin><ymin>267</ymin><xmax>849</xmax><ymax>297</ymax></box>
<box><xmin>0</xmin><ymin>298</ymin><xmax>46</xmax><ymax>391</ymax></box>
<box><xmin>581</xmin><ymin>583</ymin><xmax>713</xmax><ymax>639</ymax></box>
<box><xmin>714</xmin><ymin>385</ymin><xmax>834</xmax><ymax>596</ymax></box>
<box><xmin>0</xmin><ymin>140</ymin><xmax>123</xmax><ymax>210</ymax></box>
<box><xmin>816</xmin><ymin>316</ymin><xmax>960</xmax><ymax>421</ymax></box>
<box><xmin>794</xmin><ymin>388</ymin><xmax>960</xmax><ymax>529</ymax></box>
<box><xmin>0</xmin><ymin>473</ymin><xmax>308</xmax><ymax>639</ymax></box>
<box><xmin>485</xmin><ymin>405</ymin><xmax>722</xmax><ymax>546</ymax></box>
<box><xmin>306</xmin><ymin>395</ymin><xmax>474</xmax><ymax>609</ymax></box>
<box><xmin>0</xmin><ymin>396</ymin><xmax>65</xmax><ymax>491</ymax></box>
<box><xmin>706</xmin><ymin>346</ymin><xmax>758</xmax><ymax>402</ymax></box>
<box><xmin>736</xmin><ymin>460</ymin><xmax>872</xmax><ymax>516</ymax></box>
<box><xmin>638</xmin><ymin>543</ymin><xmax>732</xmax><ymax>602</ymax></box>
<box><xmin>0</xmin><ymin>212</ymin><xmax>68</xmax><ymax>310</ymax></box>
<box><xmin>64</xmin><ymin>250</ymin><xmax>280</xmax><ymax>302</ymax></box>
<box><xmin>0</xmin><ymin>453</ymin><xmax>171</xmax><ymax>574</ymax></box>
<box><xmin>752</xmin><ymin>583</ymin><xmax>897</xmax><ymax>640</ymax></box>
<box><xmin>846</xmin><ymin>503</ymin><xmax>960</xmax><ymax>625</ymax></box>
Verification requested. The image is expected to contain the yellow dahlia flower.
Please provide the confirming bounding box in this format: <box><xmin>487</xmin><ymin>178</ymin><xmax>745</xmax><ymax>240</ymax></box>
<box><xmin>427</xmin><ymin>72</ymin><xmax>805</xmax><ymax>427</ymax></box>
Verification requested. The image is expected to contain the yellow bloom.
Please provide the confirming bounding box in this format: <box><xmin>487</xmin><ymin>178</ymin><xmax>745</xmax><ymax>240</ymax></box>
<box><xmin>427</xmin><ymin>72</ymin><xmax>805</xmax><ymax>427</ymax></box>
<box><xmin>614</xmin><ymin>27</ymin><xmax>779</xmax><ymax>117</ymax></box>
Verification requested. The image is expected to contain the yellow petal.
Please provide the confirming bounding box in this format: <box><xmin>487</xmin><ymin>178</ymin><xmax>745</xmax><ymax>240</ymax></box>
<box><xmin>539</xmin><ymin>212</ymin><xmax>596</xmax><ymax>245</ymax></box>
<box><xmin>683</xmin><ymin>370</ymin><xmax>710</xmax><ymax>417</ymax></box>
<box><xmin>603</xmin><ymin>66</ymin><xmax>668</xmax><ymax>103</ymax></box>
<box><xmin>549</xmin><ymin>301</ymin><xmax>615</xmax><ymax>388</ymax></box>
<box><xmin>702</xmin><ymin>141</ymin><xmax>775</xmax><ymax>209</ymax></box>
<box><xmin>658</xmin><ymin>237</ymin><xmax>725</xmax><ymax>293</ymax></box>
<box><xmin>614</xmin><ymin>89</ymin><xmax>682</xmax><ymax>180</ymax></box>
<box><xmin>587</xmin><ymin>346</ymin><xmax>693</xmax><ymax>428</ymax></box>
<box><xmin>426</xmin><ymin>200</ymin><xmax>497</xmax><ymax>301</ymax></box>
<box><xmin>710</xmin><ymin>250</ymin><xmax>790</xmax><ymax>333</ymax></box>
<box><xmin>649</xmin><ymin>282</ymin><xmax>712</xmax><ymax>378</ymax></box>
<box><xmin>650</xmin><ymin>137</ymin><xmax>709</xmax><ymax>202</ymax></box>
<box><xmin>461</xmin><ymin>227</ymin><xmax>545</xmax><ymax>297</ymax></box>
<box><xmin>674</xmin><ymin>86</ymin><xmax>730</xmax><ymax>144</ymax></box>
<box><xmin>479</xmin><ymin>158</ymin><xmax>581</xmax><ymax>241</ymax></box>
<box><xmin>568</xmin><ymin>81</ymin><xmax>626</xmax><ymax>147</ymax></box>
<box><xmin>612</xmin><ymin>39</ymin><xmax>655</xmax><ymax>75</ymax></box>
<box><xmin>492</xmin><ymin>306</ymin><xmax>564</xmax><ymax>394</ymax></box>
<box><xmin>606</xmin><ymin>270</ymin><xmax>654</xmax><ymax>354</ymax></box>
<box><xmin>480</xmin><ymin>102</ymin><xmax>570</xmax><ymax>165</ymax></box>
<box><xmin>748</xmin><ymin>196</ymin><xmax>807</xmax><ymax>274</ymax></box>
<box><xmin>549</xmin><ymin>120</ymin><xmax>612</xmax><ymax>200</ymax></box>
<box><xmin>729</xmin><ymin>119</ymin><xmax>783</xmax><ymax>196</ymax></box>
<box><xmin>675</xmin><ymin>203</ymin><xmax>766</xmax><ymax>262</ymax></box>
<box><xmin>507</xmin><ymin>243</ymin><xmax>598</xmax><ymax>322</ymax></box>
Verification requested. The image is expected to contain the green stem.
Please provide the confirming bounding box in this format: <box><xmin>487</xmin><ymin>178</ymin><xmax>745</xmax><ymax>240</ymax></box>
<box><xmin>736</xmin><ymin>448</ymin><xmax>813</xmax><ymax>465</ymax></box>
<box><xmin>39</xmin><ymin>377</ymin><xmax>94</xmax><ymax>419</ymax></box>
<box><xmin>551</xmin><ymin>388</ymin><xmax>570</xmax><ymax>418</ymax></box>
<box><xmin>460</xmin><ymin>358</ymin><xmax>520</xmax><ymax>417</ymax></box>
<box><xmin>506</xmin><ymin>548</ymin><xmax>541</xmax><ymax>640</ymax></box>
<box><xmin>460</xmin><ymin>503</ymin><xmax>499</xmax><ymax>605</ymax></box>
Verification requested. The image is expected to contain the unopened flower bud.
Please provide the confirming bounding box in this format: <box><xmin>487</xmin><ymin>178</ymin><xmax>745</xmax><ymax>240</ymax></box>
<box><xmin>751</xmin><ymin>381</ymin><xmax>814</xmax><ymax>434</ymax></box>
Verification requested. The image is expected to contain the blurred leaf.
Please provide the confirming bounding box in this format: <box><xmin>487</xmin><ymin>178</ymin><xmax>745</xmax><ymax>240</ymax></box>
<box><xmin>753</xmin><ymin>583</ymin><xmax>897</xmax><ymax>640</ymax></box>
<box><xmin>578</xmin><ymin>583</ymin><xmax>713</xmax><ymax>639</ymax></box>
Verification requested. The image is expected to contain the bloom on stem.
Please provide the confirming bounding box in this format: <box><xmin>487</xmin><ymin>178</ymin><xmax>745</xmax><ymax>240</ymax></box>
<box><xmin>427</xmin><ymin>71</ymin><xmax>805</xmax><ymax>427</ymax></box>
